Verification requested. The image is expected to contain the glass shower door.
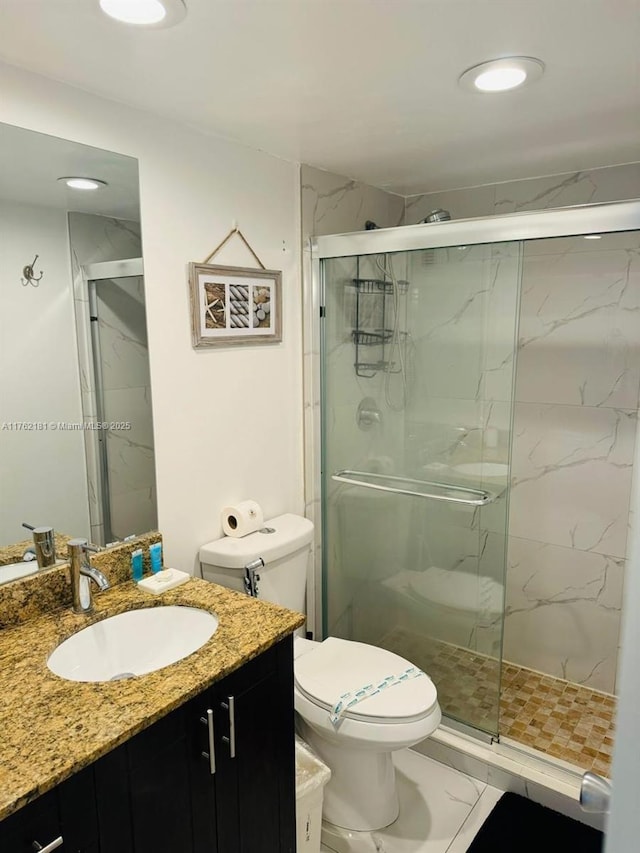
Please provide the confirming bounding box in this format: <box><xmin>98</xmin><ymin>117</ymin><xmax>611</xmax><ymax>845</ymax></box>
<box><xmin>88</xmin><ymin>274</ymin><xmax>157</xmax><ymax>543</ymax></box>
<box><xmin>321</xmin><ymin>241</ymin><xmax>521</xmax><ymax>737</ymax></box>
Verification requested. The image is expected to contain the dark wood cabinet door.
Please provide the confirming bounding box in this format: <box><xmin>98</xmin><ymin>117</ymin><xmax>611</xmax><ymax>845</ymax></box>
<box><xmin>0</xmin><ymin>789</ymin><xmax>61</xmax><ymax>853</ymax></box>
<box><xmin>187</xmin><ymin>697</ymin><xmax>219</xmax><ymax>853</ymax></box>
<box><xmin>129</xmin><ymin>710</ymin><xmax>194</xmax><ymax>853</ymax></box>
<box><xmin>214</xmin><ymin>635</ymin><xmax>296</xmax><ymax>853</ymax></box>
<box><xmin>58</xmin><ymin>765</ymin><xmax>100</xmax><ymax>853</ymax></box>
<box><xmin>94</xmin><ymin>708</ymin><xmax>195</xmax><ymax>853</ymax></box>
<box><xmin>93</xmin><ymin>743</ymin><xmax>134</xmax><ymax>853</ymax></box>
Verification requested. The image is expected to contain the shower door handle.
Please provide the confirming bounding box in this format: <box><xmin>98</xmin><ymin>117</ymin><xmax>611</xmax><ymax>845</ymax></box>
<box><xmin>332</xmin><ymin>470</ymin><xmax>499</xmax><ymax>506</ymax></box>
<box><xmin>580</xmin><ymin>772</ymin><xmax>611</xmax><ymax>814</ymax></box>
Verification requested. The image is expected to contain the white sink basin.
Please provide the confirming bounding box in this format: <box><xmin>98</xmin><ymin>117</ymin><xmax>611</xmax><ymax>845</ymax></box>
<box><xmin>453</xmin><ymin>462</ymin><xmax>509</xmax><ymax>479</ymax></box>
<box><xmin>0</xmin><ymin>558</ymin><xmax>65</xmax><ymax>586</ymax></box>
<box><xmin>0</xmin><ymin>560</ymin><xmax>39</xmax><ymax>584</ymax></box>
<box><xmin>47</xmin><ymin>606</ymin><xmax>219</xmax><ymax>682</ymax></box>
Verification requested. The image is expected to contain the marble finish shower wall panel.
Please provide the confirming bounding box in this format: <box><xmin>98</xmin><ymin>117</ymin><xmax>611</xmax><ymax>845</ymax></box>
<box><xmin>300</xmin><ymin>165</ymin><xmax>405</xmax><ymax>633</ymax></box>
<box><xmin>404</xmin><ymin>245</ymin><xmax>519</xmax><ymax>621</ymax></box>
<box><xmin>405</xmin><ymin>164</ymin><xmax>640</xmax><ymax>692</ymax></box>
<box><xmin>96</xmin><ymin>275</ymin><xmax>156</xmax><ymax>539</ymax></box>
<box><xmin>506</xmin><ymin>233</ymin><xmax>640</xmax><ymax>692</ymax></box>
<box><xmin>301</xmin><ymin>164</ymin><xmax>405</xmax><ymax>239</ymax></box>
<box><xmin>404</xmin><ymin>163</ymin><xmax>640</xmax><ymax>224</ymax></box>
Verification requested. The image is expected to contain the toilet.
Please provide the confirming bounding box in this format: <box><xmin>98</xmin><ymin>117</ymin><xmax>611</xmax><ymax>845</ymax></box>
<box><xmin>199</xmin><ymin>513</ymin><xmax>442</xmax><ymax>833</ymax></box>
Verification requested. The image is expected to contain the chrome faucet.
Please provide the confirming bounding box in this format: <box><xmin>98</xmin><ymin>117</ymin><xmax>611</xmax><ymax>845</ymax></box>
<box><xmin>68</xmin><ymin>538</ymin><xmax>110</xmax><ymax>614</ymax></box>
<box><xmin>22</xmin><ymin>522</ymin><xmax>56</xmax><ymax>569</ymax></box>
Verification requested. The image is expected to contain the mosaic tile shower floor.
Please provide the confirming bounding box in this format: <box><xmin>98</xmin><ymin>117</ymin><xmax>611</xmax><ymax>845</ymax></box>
<box><xmin>382</xmin><ymin>629</ymin><xmax>616</xmax><ymax>778</ymax></box>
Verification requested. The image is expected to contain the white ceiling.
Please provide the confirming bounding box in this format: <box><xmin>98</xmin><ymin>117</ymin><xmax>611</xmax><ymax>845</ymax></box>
<box><xmin>0</xmin><ymin>0</ymin><xmax>639</xmax><ymax>195</ymax></box>
<box><xmin>0</xmin><ymin>122</ymin><xmax>140</xmax><ymax>219</ymax></box>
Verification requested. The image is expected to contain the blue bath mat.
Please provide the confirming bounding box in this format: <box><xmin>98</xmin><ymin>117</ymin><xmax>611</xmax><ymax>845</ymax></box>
<box><xmin>467</xmin><ymin>792</ymin><xmax>604</xmax><ymax>852</ymax></box>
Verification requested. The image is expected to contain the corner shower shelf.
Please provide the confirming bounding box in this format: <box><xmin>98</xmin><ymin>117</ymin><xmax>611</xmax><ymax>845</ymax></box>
<box><xmin>350</xmin><ymin>278</ymin><xmax>409</xmax><ymax>295</ymax></box>
<box><xmin>352</xmin><ymin>329</ymin><xmax>393</xmax><ymax>346</ymax></box>
<box><xmin>350</xmin><ymin>276</ymin><xmax>408</xmax><ymax>378</ymax></box>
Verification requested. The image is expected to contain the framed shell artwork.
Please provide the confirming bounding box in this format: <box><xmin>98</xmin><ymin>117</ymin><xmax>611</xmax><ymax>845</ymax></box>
<box><xmin>189</xmin><ymin>263</ymin><xmax>282</xmax><ymax>347</ymax></box>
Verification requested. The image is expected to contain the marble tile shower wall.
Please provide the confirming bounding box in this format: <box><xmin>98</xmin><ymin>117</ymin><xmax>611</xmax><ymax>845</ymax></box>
<box><xmin>300</xmin><ymin>165</ymin><xmax>404</xmax><ymax>631</ymax></box>
<box><xmin>68</xmin><ymin>213</ymin><xmax>156</xmax><ymax>546</ymax></box>
<box><xmin>95</xmin><ymin>274</ymin><xmax>157</xmax><ymax>540</ymax></box>
<box><xmin>405</xmin><ymin>163</ymin><xmax>640</xmax><ymax>692</ymax></box>
<box><xmin>404</xmin><ymin>163</ymin><xmax>640</xmax><ymax>224</ymax></box>
<box><xmin>507</xmin><ymin>233</ymin><xmax>639</xmax><ymax>693</ymax></box>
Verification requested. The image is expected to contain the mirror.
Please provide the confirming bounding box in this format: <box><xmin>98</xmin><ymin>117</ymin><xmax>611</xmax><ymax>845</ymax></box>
<box><xmin>0</xmin><ymin>122</ymin><xmax>157</xmax><ymax>569</ymax></box>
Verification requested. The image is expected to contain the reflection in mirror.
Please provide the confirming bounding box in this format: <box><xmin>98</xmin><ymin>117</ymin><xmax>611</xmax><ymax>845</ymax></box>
<box><xmin>0</xmin><ymin>123</ymin><xmax>157</xmax><ymax>568</ymax></box>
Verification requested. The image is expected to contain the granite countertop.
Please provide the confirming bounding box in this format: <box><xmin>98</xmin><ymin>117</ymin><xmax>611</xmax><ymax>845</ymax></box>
<box><xmin>0</xmin><ymin>576</ymin><xmax>305</xmax><ymax>821</ymax></box>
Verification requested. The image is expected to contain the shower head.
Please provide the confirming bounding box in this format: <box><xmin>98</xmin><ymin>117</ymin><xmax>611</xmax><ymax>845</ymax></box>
<box><xmin>421</xmin><ymin>208</ymin><xmax>452</xmax><ymax>224</ymax></box>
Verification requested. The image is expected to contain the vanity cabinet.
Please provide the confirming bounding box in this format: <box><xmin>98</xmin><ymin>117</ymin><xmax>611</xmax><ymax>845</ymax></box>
<box><xmin>194</xmin><ymin>633</ymin><xmax>296</xmax><ymax>853</ymax></box>
<box><xmin>0</xmin><ymin>766</ymin><xmax>98</xmax><ymax>853</ymax></box>
<box><xmin>0</xmin><ymin>787</ymin><xmax>63</xmax><ymax>853</ymax></box>
<box><xmin>0</xmin><ymin>635</ymin><xmax>295</xmax><ymax>853</ymax></box>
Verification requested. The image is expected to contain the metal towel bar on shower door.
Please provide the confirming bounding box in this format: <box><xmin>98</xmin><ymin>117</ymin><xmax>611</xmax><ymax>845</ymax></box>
<box><xmin>331</xmin><ymin>470</ymin><xmax>499</xmax><ymax>506</ymax></box>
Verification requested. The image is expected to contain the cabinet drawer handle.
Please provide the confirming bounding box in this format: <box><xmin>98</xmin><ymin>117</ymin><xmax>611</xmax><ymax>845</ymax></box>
<box><xmin>32</xmin><ymin>838</ymin><xmax>63</xmax><ymax>853</ymax></box>
<box><xmin>221</xmin><ymin>696</ymin><xmax>236</xmax><ymax>758</ymax></box>
<box><xmin>199</xmin><ymin>709</ymin><xmax>216</xmax><ymax>775</ymax></box>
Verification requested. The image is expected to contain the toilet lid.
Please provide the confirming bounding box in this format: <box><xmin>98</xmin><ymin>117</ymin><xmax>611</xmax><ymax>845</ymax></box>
<box><xmin>294</xmin><ymin>637</ymin><xmax>438</xmax><ymax>723</ymax></box>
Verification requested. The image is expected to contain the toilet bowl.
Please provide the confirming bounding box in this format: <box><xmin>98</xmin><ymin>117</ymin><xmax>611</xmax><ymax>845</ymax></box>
<box><xmin>200</xmin><ymin>514</ymin><xmax>442</xmax><ymax>833</ymax></box>
<box><xmin>294</xmin><ymin>636</ymin><xmax>441</xmax><ymax>830</ymax></box>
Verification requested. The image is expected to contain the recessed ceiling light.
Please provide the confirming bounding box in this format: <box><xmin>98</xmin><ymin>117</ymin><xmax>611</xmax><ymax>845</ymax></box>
<box><xmin>583</xmin><ymin>234</ymin><xmax>603</xmax><ymax>240</ymax></box>
<box><xmin>58</xmin><ymin>177</ymin><xmax>108</xmax><ymax>191</ymax></box>
<box><xmin>99</xmin><ymin>0</ymin><xmax>187</xmax><ymax>27</ymax></box>
<box><xmin>459</xmin><ymin>57</ymin><xmax>544</xmax><ymax>93</ymax></box>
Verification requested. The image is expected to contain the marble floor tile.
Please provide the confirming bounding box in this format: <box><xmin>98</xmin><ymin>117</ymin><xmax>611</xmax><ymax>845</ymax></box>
<box><xmin>321</xmin><ymin>749</ymin><xmax>486</xmax><ymax>853</ymax></box>
<box><xmin>445</xmin><ymin>786</ymin><xmax>504</xmax><ymax>853</ymax></box>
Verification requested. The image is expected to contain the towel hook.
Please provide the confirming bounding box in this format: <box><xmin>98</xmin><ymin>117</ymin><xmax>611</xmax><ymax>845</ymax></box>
<box><xmin>21</xmin><ymin>255</ymin><xmax>44</xmax><ymax>287</ymax></box>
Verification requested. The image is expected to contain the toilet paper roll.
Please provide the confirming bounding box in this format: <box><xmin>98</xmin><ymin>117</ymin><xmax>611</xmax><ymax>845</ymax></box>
<box><xmin>221</xmin><ymin>501</ymin><xmax>264</xmax><ymax>538</ymax></box>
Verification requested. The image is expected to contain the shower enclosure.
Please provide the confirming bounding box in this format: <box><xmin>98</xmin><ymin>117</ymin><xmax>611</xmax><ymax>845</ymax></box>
<box><xmin>82</xmin><ymin>259</ymin><xmax>157</xmax><ymax>545</ymax></box>
<box><xmin>312</xmin><ymin>201</ymin><xmax>640</xmax><ymax>742</ymax></box>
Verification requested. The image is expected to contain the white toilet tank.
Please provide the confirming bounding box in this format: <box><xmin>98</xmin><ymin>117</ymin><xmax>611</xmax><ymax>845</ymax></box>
<box><xmin>199</xmin><ymin>513</ymin><xmax>314</xmax><ymax>617</ymax></box>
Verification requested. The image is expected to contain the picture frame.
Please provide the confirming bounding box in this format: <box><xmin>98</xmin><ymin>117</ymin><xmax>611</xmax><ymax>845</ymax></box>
<box><xmin>188</xmin><ymin>263</ymin><xmax>282</xmax><ymax>347</ymax></box>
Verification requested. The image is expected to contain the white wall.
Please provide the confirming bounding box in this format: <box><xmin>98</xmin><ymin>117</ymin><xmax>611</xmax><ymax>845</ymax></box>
<box><xmin>0</xmin><ymin>62</ymin><xmax>304</xmax><ymax>573</ymax></box>
<box><xmin>0</xmin><ymin>198</ymin><xmax>90</xmax><ymax>542</ymax></box>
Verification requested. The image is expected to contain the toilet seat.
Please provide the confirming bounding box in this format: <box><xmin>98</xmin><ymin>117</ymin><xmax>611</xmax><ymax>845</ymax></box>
<box><xmin>294</xmin><ymin>637</ymin><xmax>438</xmax><ymax>724</ymax></box>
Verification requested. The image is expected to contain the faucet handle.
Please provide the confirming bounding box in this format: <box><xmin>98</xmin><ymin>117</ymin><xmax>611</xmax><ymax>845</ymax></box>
<box><xmin>22</xmin><ymin>523</ymin><xmax>56</xmax><ymax>569</ymax></box>
<box><xmin>67</xmin><ymin>538</ymin><xmax>101</xmax><ymax>557</ymax></box>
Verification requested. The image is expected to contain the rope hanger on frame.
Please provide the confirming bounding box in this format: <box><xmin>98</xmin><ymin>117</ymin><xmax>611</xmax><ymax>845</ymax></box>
<box><xmin>202</xmin><ymin>224</ymin><xmax>266</xmax><ymax>270</ymax></box>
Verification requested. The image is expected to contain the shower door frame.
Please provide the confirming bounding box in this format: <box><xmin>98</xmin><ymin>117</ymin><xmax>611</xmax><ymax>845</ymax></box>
<box><xmin>82</xmin><ymin>258</ymin><xmax>144</xmax><ymax>545</ymax></box>
<box><xmin>312</xmin><ymin>199</ymin><xmax>640</xmax><ymax>259</ymax></box>
<box><xmin>308</xmin><ymin>198</ymin><xmax>640</xmax><ymax>735</ymax></box>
